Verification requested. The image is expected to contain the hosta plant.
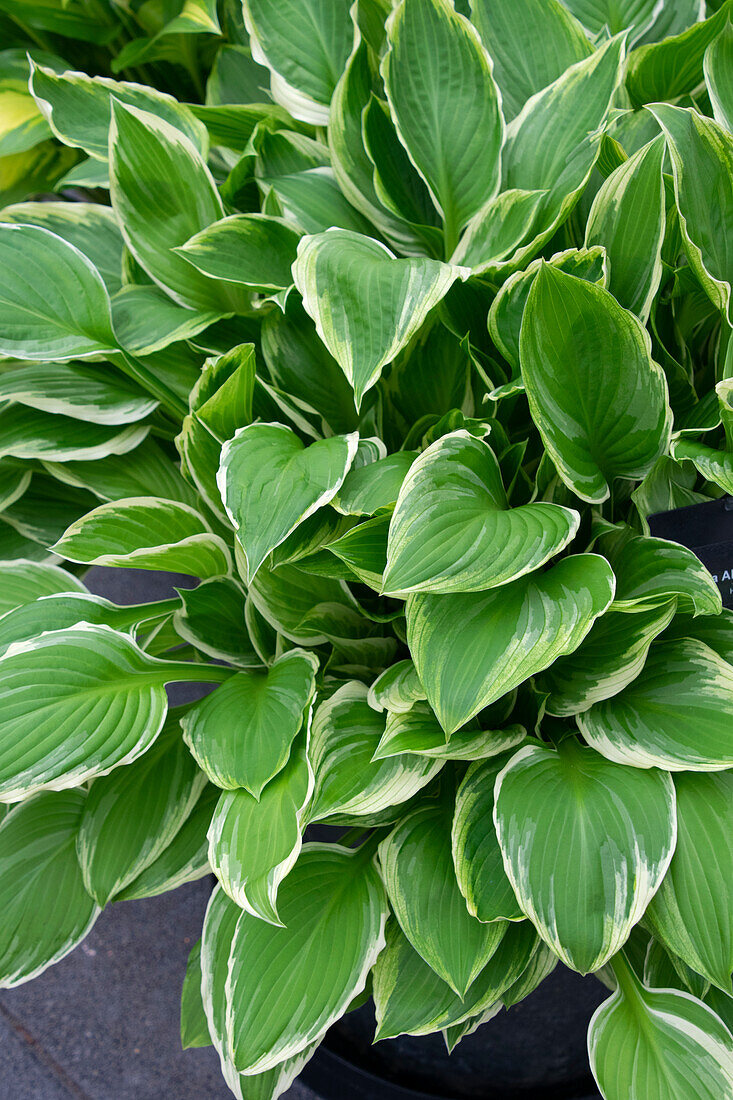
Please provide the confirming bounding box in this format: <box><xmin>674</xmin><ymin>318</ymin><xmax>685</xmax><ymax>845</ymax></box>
<box><xmin>1</xmin><ymin>2</ymin><xmax>733</xmax><ymax>1098</ymax></box>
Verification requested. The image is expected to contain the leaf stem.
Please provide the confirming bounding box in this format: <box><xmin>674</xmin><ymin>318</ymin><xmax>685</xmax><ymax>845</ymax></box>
<box><xmin>610</xmin><ymin>950</ymin><xmax>644</xmax><ymax>1003</ymax></box>
<box><xmin>159</xmin><ymin>660</ymin><xmax>237</xmax><ymax>684</ymax></box>
<box><xmin>110</xmin><ymin>597</ymin><xmax>181</xmax><ymax>627</ymax></box>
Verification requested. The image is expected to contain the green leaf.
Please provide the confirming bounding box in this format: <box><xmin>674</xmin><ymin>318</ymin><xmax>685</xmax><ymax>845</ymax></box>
<box><xmin>560</xmin><ymin>0</ymin><xmax>661</xmax><ymax>37</ymax></box>
<box><xmin>226</xmin><ymin>844</ymin><xmax>388</xmax><ymax>1072</ymax></box>
<box><xmin>539</xmin><ymin>603</ymin><xmax>676</xmax><ymax>716</ymax></box>
<box><xmin>578</xmin><ymin>639</ymin><xmax>733</xmax><ymax>771</ymax></box>
<box><xmin>585</xmin><ymin>135</ymin><xmax>666</xmax><ymax>320</ymax></box>
<box><xmin>469</xmin><ymin>0</ymin><xmax>592</xmax><ymax>120</ymax></box>
<box><xmin>181</xmin><ymin>940</ymin><xmax>211</xmax><ymax>1050</ymax></box>
<box><xmin>672</xmin><ymin>438</ymin><xmax>733</xmax><ymax>495</ymax></box>
<box><xmin>308</xmin><ymin>682</ymin><xmax>441</xmax><ymax>821</ymax></box>
<box><xmin>451</xmin><ymin>187</ymin><xmax>548</xmax><ymax>274</ymax></box>
<box><xmin>600</xmin><ymin>529</ymin><xmax>722</xmax><ymax>616</ymax></box>
<box><xmin>29</xmin><ymin>61</ymin><xmax>207</xmax><ymax>160</ymax></box>
<box><xmin>503</xmin><ymin>35</ymin><xmax>626</xmax><ymax>194</ymax></box>
<box><xmin>53</xmin><ymin>497</ymin><xmax>232</xmax><ymax>579</ymax></box>
<box><xmin>327</xmin><ymin>514</ymin><xmax>389</xmax><ymax>589</ymax></box>
<box><xmin>207</xmin><ymin>731</ymin><xmax>312</xmax><ymax>923</ymax></box>
<box><xmin>243</xmin><ymin>0</ymin><xmax>354</xmax><ymax>124</ymax></box>
<box><xmin>0</xmin><ymin>462</ymin><xmax>29</xmax><ymax>513</ymax></box>
<box><xmin>116</xmin><ymin>783</ymin><xmax>218</xmax><ymax>901</ymax></box>
<box><xmin>452</xmin><ymin>751</ymin><xmax>527</xmax><ymax>924</ymax></box>
<box><xmin>76</xmin><ymin>722</ymin><xmax>206</xmax><ymax>905</ymax></box>
<box><xmin>0</xmin><ymin>200</ymin><xmax>125</xmax><ymax>294</ymax></box>
<box><xmin>649</xmin><ymin>104</ymin><xmax>733</xmax><ymax>321</ymax></box>
<box><xmin>379</xmin><ymin>803</ymin><xmax>507</xmax><ymax>995</ymax></box>
<box><xmin>704</xmin><ymin>19</ymin><xmax>733</xmax><ymax>132</ymax></box>
<box><xmin>407</xmin><ymin>554</ymin><xmax>615</xmax><ymax>734</ymax></box>
<box><xmin>373</xmin><ymin>917</ymin><xmax>538</xmax><ymax>1039</ymax></box>
<box><xmin>0</xmin><ymin>406</ymin><xmax>147</xmax><ymax>464</ymax></box>
<box><xmin>0</xmin><ymin>625</ymin><xmax>171</xmax><ymax>803</ymax></box>
<box><xmin>520</xmin><ymin>263</ymin><xmax>671</xmax><ymax>502</ymax></box>
<box><xmin>0</xmin><ymin>559</ymin><xmax>85</xmax><ymax>616</ymax></box>
<box><xmin>173</xmin><ymin>578</ymin><xmax>260</xmax><ymax>667</ymax></box>
<box><xmin>373</xmin><ymin>703</ymin><xmax>525</xmax><ymax>761</ymax></box>
<box><xmin>625</xmin><ymin>1</ymin><xmax>733</xmax><ymax>106</ymax></box>
<box><xmin>495</xmin><ymin>740</ymin><xmax>676</xmax><ymax>972</ymax></box>
<box><xmin>589</xmin><ymin>956</ymin><xmax>733</xmax><ymax>1100</ymax></box>
<box><xmin>247</xmin><ymin>562</ymin><xmax>355</xmax><ymax>646</ymax></box>
<box><xmin>177</xmin><ymin>214</ymin><xmax>302</xmax><ymax>292</ymax></box>
<box><xmin>645</xmin><ymin>771</ymin><xmax>733</xmax><ymax>992</ymax></box>
<box><xmin>292</xmin><ymin>229</ymin><xmax>466</xmax><ymax>408</ymax></box>
<box><xmin>382</xmin><ymin>431</ymin><xmax>579</xmax><ymax>595</ymax></box>
<box><xmin>181</xmin><ymin>649</ymin><xmax>318</xmax><ymax>797</ymax></box>
<box><xmin>109</xmin><ymin>100</ymin><xmax>246</xmax><ymax>313</ymax></box>
<box><xmin>0</xmin><ymin>224</ymin><xmax>117</xmax><ymax>360</ymax></box>
<box><xmin>0</xmin><ymin>790</ymin><xmax>99</xmax><ymax>987</ymax></box>
<box><xmin>487</xmin><ymin>245</ymin><xmax>607</xmax><ymax>374</ymax></box>
<box><xmin>43</xmin><ymin>438</ymin><xmax>198</xmax><ymax>507</ymax></box>
<box><xmin>367</xmin><ymin>659</ymin><xmax>426</xmax><ymax>714</ymax></box>
<box><xmin>0</xmin><ymin>592</ymin><xmax>171</xmax><ymax>657</ymax></box>
<box><xmin>110</xmin><ymin>285</ymin><xmax>224</xmax><ymax>356</ymax></box>
<box><xmin>382</xmin><ymin>0</ymin><xmax>504</xmax><ymax>246</ymax></box>
<box><xmin>333</xmin><ymin>450</ymin><xmax>416</xmax><ymax>516</ymax></box>
<box><xmin>219</xmin><ymin>423</ymin><xmax>358</xmax><ymax>583</ymax></box>
<box><xmin>0</xmin><ymin>361</ymin><xmax>157</xmax><ymax>425</ymax></box>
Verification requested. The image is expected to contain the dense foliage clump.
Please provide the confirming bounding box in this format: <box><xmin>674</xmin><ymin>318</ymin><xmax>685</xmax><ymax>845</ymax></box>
<box><xmin>0</xmin><ymin>1</ymin><xmax>733</xmax><ymax>1097</ymax></box>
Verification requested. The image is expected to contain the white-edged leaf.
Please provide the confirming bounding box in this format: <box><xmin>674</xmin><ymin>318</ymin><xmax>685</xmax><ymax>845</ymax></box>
<box><xmin>0</xmin><ymin>361</ymin><xmax>157</xmax><ymax>424</ymax></box>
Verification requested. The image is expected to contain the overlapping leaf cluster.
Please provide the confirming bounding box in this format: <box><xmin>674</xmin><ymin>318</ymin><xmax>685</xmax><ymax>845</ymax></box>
<box><xmin>1</xmin><ymin>1</ymin><xmax>733</xmax><ymax>1098</ymax></box>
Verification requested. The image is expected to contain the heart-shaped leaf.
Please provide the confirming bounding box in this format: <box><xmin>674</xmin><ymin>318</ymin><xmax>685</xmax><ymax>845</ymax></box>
<box><xmin>521</xmin><ymin>263</ymin><xmax>671</xmax><ymax>503</ymax></box>
<box><xmin>407</xmin><ymin>554</ymin><xmax>615</xmax><ymax>733</ymax></box>
<box><xmin>373</xmin><ymin>703</ymin><xmax>525</xmax><ymax>762</ymax></box>
<box><xmin>218</xmin><ymin>422</ymin><xmax>358</xmax><ymax>584</ymax></box>
<box><xmin>181</xmin><ymin>649</ymin><xmax>318</xmax><ymax>797</ymax></box>
<box><xmin>177</xmin><ymin>213</ymin><xmax>302</xmax><ymax>291</ymax></box>
<box><xmin>292</xmin><ymin>229</ymin><xmax>466</xmax><ymax>408</ymax></box>
<box><xmin>382</xmin><ymin>430</ymin><xmax>579</xmax><ymax>595</ymax></box>
<box><xmin>578</xmin><ymin>639</ymin><xmax>733</xmax><ymax>771</ymax></box>
<box><xmin>494</xmin><ymin>740</ymin><xmax>676</xmax><ymax>972</ymax></box>
<box><xmin>645</xmin><ymin>771</ymin><xmax>733</xmax><ymax>992</ymax></box>
<box><xmin>379</xmin><ymin>803</ymin><xmax>507</xmax><ymax>995</ymax></box>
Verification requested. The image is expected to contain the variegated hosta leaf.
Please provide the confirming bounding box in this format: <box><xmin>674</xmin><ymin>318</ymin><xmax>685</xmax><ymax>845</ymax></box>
<box><xmin>599</xmin><ymin>529</ymin><xmax>722</xmax><ymax>617</ymax></box>
<box><xmin>207</xmin><ymin>730</ymin><xmax>312</xmax><ymax>925</ymax></box>
<box><xmin>494</xmin><ymin>740</ymin><xmax>676</xmax><ymax>973</ymax></box>
<box><xmin>226</xmin><ymin>844</ymin><xmax>388</xmax><ymax>1073</ymax></box>
<box><xmin>452</xmin><ymin>750</ymin><xmax>528</xmax><ymax>923</ymax></box>
<box><xmin>109</xmin><ymin>100</ymin><xmax>246</xmax><ymax>313</ymax></box>
<box><xmin>539</xmin><ymin>602</ymin><xmax>676</xmax><ymax>717</ymax></box>
<box><xmin>177</xmin><ymin>214</ymin><xmax>302</xmax><ymax>292</ymax></box>
<box><xmin>0</xmin><ymin>361</ymin><xmax>158</xmax><ymax>424</ymax></box>
<box><xmin>584</xmin><ymin>135</ymin><xmax>666</xmax><ymax>321</ymax></box>
<box><xmin>520</xmin><ymin>263</ymin><xmax>671</xmax><ymax>503</ymax></box>
<box><xmin>469</xmin><ymin>0</ymin><xmax>591</xmax><ymax>121</ymax></box>
<box><xmin>0</xmin><ymin>559</ymin><xmax>86</xmax><ymax>616</ymax></box>
<box><xmin>181</xmin><ymin>939</ymin><xmax>211</xmax><ymax>1050</ymax></box>
<box><xmin>0</xmin><ymin>224</ymin><xmax>117</xmax><ymax>360</ymax></box>
<box><xmin>243</xmin><ymin>0</ymin><xmax>354</xmax><ymax>125</ymax></box>
<box><xmin>379</xmin><ymin>803</ymin><xmax>508</xmax><ymax>996</ymax></box>
<box><xmin>374</xmin><ymin>703</ymin><xmax>525</xmax><ymax>762</ymax></box>
<box><xmin>650</xmin><ymin>104</ymin><xmax>733</xmax><ymax>322</ymax></box>
<box><xmin>332</xmin><ymin>451</ymin><xmax>416</xmax><ymax>516</ymax></box>
<box><xmin>382</xmin><ymin>430</ymin><xmax>579</xmax><ymax>595</ymax></box>
<box><xmin>407</xmin><ymin>553</ymin><xmax>615</xmax><ymax>734</ymax></box>
<box><xmin>247</xmin><ymin>562</ymin><xmax>356</xmax><ymax>646</ymax></box>
<box><xmin>589</xmin><ymin>956</ymin><xmax>733</xmax><ymax>1100</ymax></box>
<box><xmin>327</xmin><ymin>513</ymin><xmax>389</xmax><ymax>589</ymax></box>
<box><xmin>173</xmin><ymin>578</ymin><xmax>261</xmax><ymax>667</ymax></box>
<box><xmin>0</xmin><ymin>405</ymin><xmax>148</xmax><ymax>463</ymax></box>
<box><xmin>52</xmin><ymin>497</ymin><xmax>232</xmax><ymax>579</ymax></box>
<box><xmin>0</xmin><ymin>790</ymin><xmax>99</xmax><ymax>988</ymax></box>
<box><xmin>671</xmin><ymin>438</ymin><xmax>733</xmax><ymax>496</ymax></box>
<box><xmin>181</xmin><ymin>649</ymin><xmax>318</xmax><ymax>797</ymax></box>
<box><xmin>76</xmin><ymin>719</ymin><xmax>206</xmax><ymax>905</ymax></box>
<box><xmin>704</xmin><ymin>19</ymin><xmax>733</xmax><ymax>132</ymax></box>
<box><xmin>45</xmin><ymin>438</ymin><xmax>199</xmax><ymax>507</ymax></box>
<box><xmin>487</xmin><ymin>244</ymin><xmax>607</xmax><ymax>376</ymax></box>
<box><xmin>0</xmin><ymin>624</ymin><xmax>171</xmax><ymax>803</ymax></box>
<box><xmin>218</xmin><ymin>422</ymin><xmax>358</xmax><ymax>584</ymax></box>
<box><xmin>373</xmin><ymin>917</ymin><xmax>538</xmax><ymax>1040</ymax></box>
<box><xmin>307</xmin><ymin>682</ymin><xmax>441</xmax><ymax>822</ymax></box>
<box><xmin>292</xmin><ymin>229</ymin><xmax>466</xmax><ymax>408</ymax></box>
<box><xmin>559</xmin><ymin>0</ymin><xmax>660</xmax><ymax>38</ymax></box>
<box><xmin>29</xmin><ymin>61</ymin><xmax>207</xmax><ymax>160</ymax></box>
<box><xmin>645</xmin><ymin>771</ymin><xmax>733</xmax><ymax>992</ymax></box>
<box><xmin>116</xmin><ymin>783</ymin><xmax>218</xmax><ymax>901</ymax></box>
<box><xmin>110</xmin><ymin>284</ymin><xmax>224</xmax><ymax>356</ymax></box>
<box><xmin>381</xmin><ymin>0</ymin><xmax>504</xmax><ymax>246</ymax></box>
<box><xmin>578</xmin><ymin>639</ymin><xmax>733</xmax><ymax>771</ymax></box>
<box><xmin>367</xmin><ymin>659</ymin><xmax>426</xmax><ymax>714</ymax></box>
